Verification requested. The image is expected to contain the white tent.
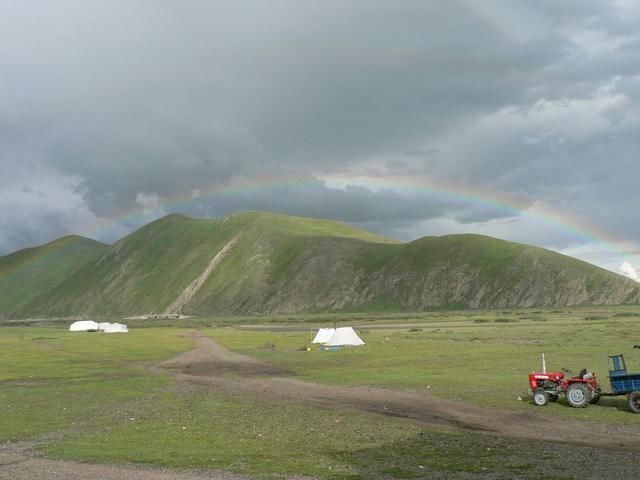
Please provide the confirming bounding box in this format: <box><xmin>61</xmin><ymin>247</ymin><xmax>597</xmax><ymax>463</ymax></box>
<box><xmin>324</xmin><ymin>327</ymin><xmax>365</xmax><ymax>347</ymax></box>
<box><xmin>312</xmin><ymin>328</ymin><xmax>335</xmax><ymax>344</ymax></box>
<box><xmin>69</xmin><ymin>320</ymin><xmax>99</xmax><ymax>332</ymax></box>
<box><xmin>109</xmin><ymin>323</ymin><xmax>128</xmax><ymax>333</ymax></box>
<box><xmin>98</xmin><ymin>322</ymin><xmax>129</xmax><ymax>333</ymax></box>
<box><xmin>110</xmin><ymin>323</ymin><xmax>128</xmax><ymax>333</ymax></box>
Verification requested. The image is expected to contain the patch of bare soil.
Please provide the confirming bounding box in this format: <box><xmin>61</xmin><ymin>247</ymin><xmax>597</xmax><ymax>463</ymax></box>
<box><xmin>0</xmin><ymin>441</ymin><xmax>273</xmax><ymax>480</ymax></box>
<box><xmin>157</xmin><ymin>333</ymin><xmax>293</xmax><ymax>378</ymax></box>
<box><xmin>164</xmin><ymin>237</ymin><xmax>239</xmax><ymax>315</ymax></box>
<box><xmin>160</xmin><ymin>333</ymin><xmax>640</xmax><ymax>451</ymax></box>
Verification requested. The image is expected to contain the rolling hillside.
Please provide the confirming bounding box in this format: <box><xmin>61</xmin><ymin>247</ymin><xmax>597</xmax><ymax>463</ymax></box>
<box><xmin>0</xmin><ymin>235</ymin><xmax>109</xmax><ymax>315</ymax></box>
<box><xmin>2</xmin><ymin>211</ymin><xmax>639</xmax><ymax>318</ymax></box>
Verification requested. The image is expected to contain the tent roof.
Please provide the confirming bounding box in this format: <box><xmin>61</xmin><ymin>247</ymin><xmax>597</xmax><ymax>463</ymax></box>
<box><xmin>98</xmin><ymin>322</ymin><xmax>129</xmax><ymax>333</ymax></box>
<box><xmin>69</xmin><ymin>320</ymin><xmax>99</xmax><ymax>332</ymax></box>
<box><xmin>324</xmin><ymin>327</ymin><xmax>365</xmax><ymax>347</ymax></box>
<box><xmin>312</xmin><ymin>328</ymin><xmax>335</xmax><ymax>344</ymax></box>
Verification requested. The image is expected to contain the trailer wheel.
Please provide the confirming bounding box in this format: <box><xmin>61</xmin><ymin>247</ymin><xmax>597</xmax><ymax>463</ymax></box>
<box><xmin>628</xmin><ymin>391</ymin><xmax>640</xmax><ymax>413</ymax></box>
<box><xmin>567</xmin><ymin>383</ymin><xmax>590</xmax><ymax>408</ymax></box>
<box><xmin>533</xmin><ymin>389</ymin><xmax>548</xmax><ymax>406</ymax></box>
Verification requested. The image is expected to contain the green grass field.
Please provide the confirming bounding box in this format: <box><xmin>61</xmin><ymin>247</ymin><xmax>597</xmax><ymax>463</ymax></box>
<box><xmin>3</xmin><ymin>306</ymin><xmax>640</xmax><ymax>478</ymax></box>
<box><xmin>209</xmin><ymin>307</ymin><xmax>640</xmax><ymax>423</ymax></box>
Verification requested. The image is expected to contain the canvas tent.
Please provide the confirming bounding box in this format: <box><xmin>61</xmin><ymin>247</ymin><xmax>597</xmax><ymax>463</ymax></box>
<box><xmin>69</xmin><ymin>320</ymin><xmax>99</xmax><ymax>332</ymax></box>
<box><xmin>109</xmin><ymin>323</ymin><xmax>128</xmax><ymax>333</ymax></box>
<box><xmin>324</xmin><ymin>327</ymin><xmax>365</xmax><ymax>347</ymax></box>
<box><xmin>98</xmin><ymin>322</ymin><xmax>129</xmax><ymax>333</ymax></box>
<box><xmin>312</xmin><ymin>328</ymin><xmax>335</xmax><ymax>344</ymax></box>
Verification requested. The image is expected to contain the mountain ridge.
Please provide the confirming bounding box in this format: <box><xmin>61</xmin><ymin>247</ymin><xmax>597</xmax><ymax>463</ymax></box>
<box><xmin>1</xmin><ymin>211</ymin><xmax>638</xmax><ymax>318</ymax></box>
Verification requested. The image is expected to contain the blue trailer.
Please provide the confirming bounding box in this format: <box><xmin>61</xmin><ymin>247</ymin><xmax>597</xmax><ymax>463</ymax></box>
<box><xmin>607</xmin><ymin>354</ymin><xmax>640</xmax><ymax>413</ymax></box>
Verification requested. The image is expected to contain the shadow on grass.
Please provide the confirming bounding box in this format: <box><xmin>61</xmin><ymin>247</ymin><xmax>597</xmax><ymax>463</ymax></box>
<box><xmin>556</xmin><ymin>395</ymin><xmax>631</xmax><ymax>413</ymax></box>
<box><xmin>329</xmin><ymin>430</ymin><xmax>531</xmax><ymax>479</ymax></box>
<box><xmin>328</xmin><ymin>426</ymin><xmax>640</xmax><ymax>480</ymax></box>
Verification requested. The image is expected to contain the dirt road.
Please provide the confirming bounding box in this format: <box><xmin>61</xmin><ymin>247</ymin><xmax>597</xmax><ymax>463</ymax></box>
<box><xmin>0</xmin><ymin>441</ymin><xmax>270</xmax><ymax>480</ymax></box>
<box><xmin>159</xmin><ymin>333</ymin><xmax>640</xmax><ymax>451</ymax></box>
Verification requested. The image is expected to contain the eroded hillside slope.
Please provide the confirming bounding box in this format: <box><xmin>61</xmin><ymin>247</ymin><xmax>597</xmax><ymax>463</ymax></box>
<box><xmin>4</xmin><ymin>211</ymin><xmax>639</xmax><ymax>317</ymax></box>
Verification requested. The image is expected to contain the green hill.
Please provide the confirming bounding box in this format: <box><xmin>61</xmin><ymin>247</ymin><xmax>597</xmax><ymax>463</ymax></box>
<box><xmin>0</xmin><ymin>235</ymin><xmax>109</xmax><ymax>316</ymax></box>
<box><xmin>3</xmin><ymin>211</ymin><xmax>639</xmax><ymax>318</ymax></box>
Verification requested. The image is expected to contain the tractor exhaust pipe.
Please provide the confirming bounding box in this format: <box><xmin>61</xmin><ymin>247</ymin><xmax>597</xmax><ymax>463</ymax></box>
<box><xmin>542</xmin><ymin>353</ymin><xmax>546</xmax><ymax>373</ymax></box>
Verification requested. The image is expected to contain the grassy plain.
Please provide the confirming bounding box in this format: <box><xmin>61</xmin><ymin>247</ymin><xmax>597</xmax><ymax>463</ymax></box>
<box><xmin>211</xmin><ymin>306</ymin><xmax>640</xmax><ymax>423</ymax></box>
<box><xmin>0</xmin><ymin>328</ymin><xmax>190</xmax><ymax>440</ymax></box>
<box><xmin>3</xmin><ymin>306</ymin><xmax>640</xmax><ymax>478</ymax></box>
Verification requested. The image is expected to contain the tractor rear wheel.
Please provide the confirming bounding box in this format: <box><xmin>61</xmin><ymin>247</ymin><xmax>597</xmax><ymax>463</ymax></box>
<box><xmin>567</xmin><ymin>383</ymin><xmax>590</xmax><ymax>408</ymax></box>
<box><xmin>628</xmin><ymin>391</ymin><xmax>640</xmax><ymax>413</ymax></box>
<box><xmin>533</xmin><ymin>389</ymin><xmax>548</xmax><ymax>406</ymax></box>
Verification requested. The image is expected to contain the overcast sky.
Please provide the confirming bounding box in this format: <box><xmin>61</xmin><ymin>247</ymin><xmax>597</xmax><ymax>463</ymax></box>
<box><xmin>2</xmin><ymin>0</ymin><xmax>640</xmax><ymax>278</ymax></box>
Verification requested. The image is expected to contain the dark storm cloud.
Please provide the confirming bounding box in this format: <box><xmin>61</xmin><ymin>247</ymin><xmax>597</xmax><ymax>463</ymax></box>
<box><xmin>1</xmin><ymin>0</ymin><xmax>640</xmax><ymax>262</ymax></box>
<box><xmin>0</xmin><ymin>160</ymin><xmax>98</xmax><ymax>253</ymax></box>
<box><xmin>181</xmin><ymin>180</ymin><xmax>456</xmax><ymax>226</ymax></box>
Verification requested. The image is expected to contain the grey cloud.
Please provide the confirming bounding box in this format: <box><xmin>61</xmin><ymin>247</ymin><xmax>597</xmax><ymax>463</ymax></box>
<box><xmin>1</xmin><ymin>0</ymin><xmax>640</xmax><ymax>264</ymax></box>
<box><xmin>174</xmin><ymin>180</ymin><xmax>454</xmax><ymax>228</ymax></box>
<box><xmin>426</xmin><ymin>83</ymin><xmax>640</xmax><ymax>239</ymax></box>
<box><xmin>0</xmin><ymin>161</ymin><xmax>98</xmax><ymax>253</ymax></box>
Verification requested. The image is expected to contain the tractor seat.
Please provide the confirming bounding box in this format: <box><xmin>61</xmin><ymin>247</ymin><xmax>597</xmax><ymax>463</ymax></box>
<box><xmin>572</xmin><ymin>368</ymin><xmax>587</xmax><ymax>379</ymax></box>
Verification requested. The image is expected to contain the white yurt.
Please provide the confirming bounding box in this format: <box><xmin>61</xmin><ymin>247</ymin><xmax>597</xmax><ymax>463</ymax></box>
<box><xmin>69</xmin><ymin>320</ymin><xmax>99</xmax><ymax>332</ymax></box>
<box><xmin>98</xmin><ymin>322</ymin><xmax>129</xmax><ymax>333</ymax></box>
<box><xmin>108</xmin><ymin>322</ymin><xmax>128</xmax><ymax>333</ymax></box>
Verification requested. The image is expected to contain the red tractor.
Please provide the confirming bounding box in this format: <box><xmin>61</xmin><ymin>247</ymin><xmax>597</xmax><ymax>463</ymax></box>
<box><xmin>528</xmin><ymin>355</ymin><xmax>601</xmax><ymax>407</ymax></box>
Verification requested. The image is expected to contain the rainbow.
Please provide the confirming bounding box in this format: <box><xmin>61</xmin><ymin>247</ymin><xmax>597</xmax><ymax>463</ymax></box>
<box><xmin>19</xmin><ymin>173</ymin><xmax>638</xmax><ymax>274</ymax></box>
<box><xmin>320</xmin><ymin>174</ymin><xmax>635</xmax><ymax>251</ymax></box>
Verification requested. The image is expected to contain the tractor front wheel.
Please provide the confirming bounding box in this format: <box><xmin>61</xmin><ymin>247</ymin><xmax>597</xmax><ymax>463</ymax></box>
<box><xmin>628</xmin><ymin>391</ymin><xmax>640</xmax><ymax>413</ymax></box>
<box><xmin>533</xmin><ymin>389</ymin><xmax>549</xmax><ymax>406</ymax></box>
<box><xmin>567</xmin><ymin>383</ymin><xmax>590</xmax><ymax>408</ymax></box>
